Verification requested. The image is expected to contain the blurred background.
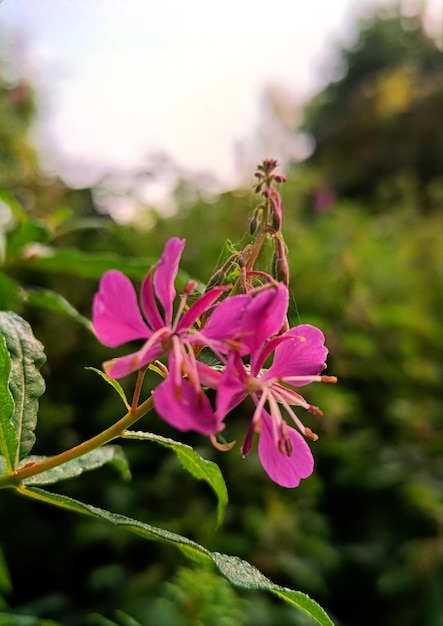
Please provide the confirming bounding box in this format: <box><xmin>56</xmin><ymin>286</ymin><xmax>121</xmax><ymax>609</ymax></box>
<box><xmin>0</xmin><ymin>0</ymin><xmax>442</xmax><ymax>625</ymax></box>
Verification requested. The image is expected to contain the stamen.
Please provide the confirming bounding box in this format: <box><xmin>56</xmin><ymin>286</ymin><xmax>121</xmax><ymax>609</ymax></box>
<box><xmin>210</xmin><ymin>435</ymin><xmax>236</xmax><ymax>452</ymax></box>
<box><xmin>282</xmin><ymin>375</ymin><xmax>323</xmax><ymax>384</ymax></box>
<box><xmin>304</xmin><ymin>427</ymin><xmax>319</xmax><ymax>441</ymax></box>
<box><xmin>279</xmin><ymin>421</ymin><xmax>293</xmax><ymax>456</ymax></box>
<box><xmin>321</xmin><ymin>375</ymin><xmax>338</xmax><ymax>383</ymax></box>
<box><xmin>272</xmin><ymin>387</ymin><xmax>308</xmax><ymax>434</ymax></box>
<box><xmin>267</xmin><ymin>391</ymin><xmax>285</xmax><ymax>449</ymax></box>
<box><xmin>307</xmin><ymin>404</ymin><xmax>323</xmax><ymax>416</ymax></box>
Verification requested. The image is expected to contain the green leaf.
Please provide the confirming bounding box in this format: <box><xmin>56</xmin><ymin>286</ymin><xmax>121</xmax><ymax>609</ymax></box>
<box><xmin>0</xmin><ymin>312</ymin><xmax>46</xmax><ymax>465</ymax></box>
<box><xmin>85</xmin><ymin>367</ymin><xmax>130</xmax><ymax>410</ymax></box>
<box><xmin>123</xmin><ymin>430</ymin><xmax>228</xmax><ymax>526</ymax></box>
<box><xmin>20</xmin><ymin>487</ymin><xmax>335</xmax><ymax>626</ymax></box>
<box><xmin>23</xmin><ymin>288</ymin><xmax>93</xmax><ymax>332</ymax></box>
<box><xmin>0</xmin><ymin>613</ymin><xmax>59</xmax><ymax>625</ymax></box>
<box><xmin>17</xmin><ymin>247</ymin><xmax>155</xmax><ymax>280</ymax></box>
<box><xmin>16</xmin><ymin>247</ymin><xmax>194</xmax><ymax>289</ymax></box>
<box><xmin>0</xmin><ymin>334</ymin><xmax>17</xmax><ymax>472</ymax></box>
<box><xmin>0</xmin><ymin>546</ymin><xmax>12</xmax><ymax>595</ymax></box>
<box><xmin>0</xmin><ymin>273</ymin><xmax>22</xmax><ymax>310</ymax></box>
<box><xmin>21</xmin><ymin>445</ymin><xmax>131</xmax><ymax>486</ymax></box>
<box><xmin>0</xmin><ymin>190</ymin><xmax>28</xmax><ymax>224</ymax></box>
<box><xmin>6</xmin><ymin>219</ymin><xmax>52</xmax><ymax>260</ymax></box>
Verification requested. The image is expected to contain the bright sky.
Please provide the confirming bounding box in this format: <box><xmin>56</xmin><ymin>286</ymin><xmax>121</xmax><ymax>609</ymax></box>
<box><xmin>0</xmin><ymin>0</ymin><xmax>441</xmax><ymax>192</ymax></box>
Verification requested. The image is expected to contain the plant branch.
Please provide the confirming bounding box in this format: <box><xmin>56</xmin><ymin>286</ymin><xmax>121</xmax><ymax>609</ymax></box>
<box><xmin>0</xmin><ymin>395</ymin><xmax>154</xmax><ymax>489</ymax></box>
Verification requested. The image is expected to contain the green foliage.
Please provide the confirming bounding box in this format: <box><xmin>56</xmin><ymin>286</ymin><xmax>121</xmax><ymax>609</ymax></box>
<box><xmin>302</xmin><ymin>6</ymin><xmax>443</xmax><ymax>206</ymax></box>
<box><xmin>21</xmin><ymin>446</ymin><xmax>131</xmax><ymax>486</ymax></box>
<box><xmin>21</xmin><ymin>487</ymin><xmax>334</xmax><ymax>626</ymax></box>
<box><xmin>0</xmin><ymin>309</ymin><xmax>333</xmax><ymax>624</ymax></box>
<box><xmin>0</xmin><ymin>312</ymin><xmax>45</xmax><ymax>466</ymax></box>
<box><xmin>122</xmin><ymin>431</ymin><xmax>228</xmax><ymax>527</ymax></box>
<box><xmin>1</xmin><ymin>5</ymin><xmax>442</xmax><ymax>626</ymax></box>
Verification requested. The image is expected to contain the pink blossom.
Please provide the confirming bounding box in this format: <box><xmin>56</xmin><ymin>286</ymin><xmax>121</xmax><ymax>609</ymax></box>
<box><xmin>93</xmin><ymin>238</ymin><xmax>238</xmax><ymax>435</ymax></box>
<box><xmin>216</xmin><ymin>321</ymin><xmax>333</xmax><ymax>488</ymax></box>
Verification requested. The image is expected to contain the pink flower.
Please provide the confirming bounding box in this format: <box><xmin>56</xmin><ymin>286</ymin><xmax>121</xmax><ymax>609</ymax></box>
<box><xmin>216</xmin><ymin>321</ymin><xmax>333</xmax><ymax>488</ymax></box>
<box><xmin>92</xmin><ymin>238</ymin><xmax>239</xmax><ymax>435</ymax></box>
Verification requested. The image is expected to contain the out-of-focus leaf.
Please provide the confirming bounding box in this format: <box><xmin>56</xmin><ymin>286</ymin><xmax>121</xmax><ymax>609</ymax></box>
<box><xmin>0</xmin><ymin>273</ymin><xmax>22</xmax><ymax>314</ymax></box>
<box><xmin>21</xmin><ymin>445</ymin><xmax>131</xmax><ymax>486</ymax></box>
<box><xmin>0</xmin><ymin>613</ymin><xmax>59</xmax><ymax>625</ymax></box>
<box><xmin>16</xmin><ymin>247</ymin><xmax>194</xmax><ymax>289</ymax></box>
<box><xmin>21</xmin><ymin>487</ymin><xmax>335</xmax><ymax>626</ymax></box>
<box><xmin>6</xmin><ymin>219</ymin><xmax>52</xmax><ymax>260</ymax></box>
<box><xmin>0</xmin><ymin>312</ymin><xmax>46</xmax><ymax>464</ymax></box>
<box><xmin>123</xmin><ymin>430</ymin><xmax>228</xmax><ymax>526</ymax></box>
<box><xmin>17</xmin><ymin>247</ymin><xmax>154</xmax><ymax>280</ymax></box>
<box><xmin>0</xmin><ymin>190</ymin><xmax>28</xmax><ymax>223</ymax></box>
<box><xmin>0</xmin><ymin>547</ymin><xmax>12</xmax><ymax>596</ymax></box>
<box><xmin>24</xmin><ymin>288</ymin><xmax>93</xmax><ymax>332</ymax></box>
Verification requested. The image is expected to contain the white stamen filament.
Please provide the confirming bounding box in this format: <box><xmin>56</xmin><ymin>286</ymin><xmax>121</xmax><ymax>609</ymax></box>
<box><xmin>282</xmin><ymin>375</ymin><xmax>323</xmax><ymax>384</ymax></box>
<box><xmin>272</xmin><ymin>388</ymin><xmax>308</xmax><ymax>435</ymax></box>
<box><xmin>252</xmin><ymin>386</ymin><xmax>268</xmax><ymax>428</ymax></box>
<box><xmin>266</xmin><ymin>390</ymin><xmax>285</xmax><ymax>449</ymax></box>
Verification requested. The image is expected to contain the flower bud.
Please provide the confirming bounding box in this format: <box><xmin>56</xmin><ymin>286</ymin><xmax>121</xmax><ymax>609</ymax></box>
<box><xmin>272</xmin><ymin>236</ymin><xmax>290</xmax><ymax>286</ymax></box>
<box><xmin>249</xmin><ymin>210</ymin><xmax>260</xmax><ymax>235</ymax></box>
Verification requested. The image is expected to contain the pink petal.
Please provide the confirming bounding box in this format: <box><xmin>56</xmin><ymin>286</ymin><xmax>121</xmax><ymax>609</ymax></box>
<box><xmin>216</xmin><ymin>352</ymin><xmax>247</xmax><ymax>419</ymax></box>
<box><xmin>141</xmin><ymin>270</ymin><xmax>165</xmax><ymax>331</ymax></box>
<box><xmin>241</xmin><ymin>283</ymin><xmax>289</xmax><ymax>357</ymax></box>
<box><xmin>258</xmin><ymin>413</ymin><xmax>314</xmax><ymax>487</ymax></box>
<box><xmin>267</xmin><ymin>324</ymin><xmax>328</xmax><ymax>384</ymax></box>
<box><xmin>93</xmin><ymin>270</ymin><xmax>152</xmax><ymax>348</ymax></box>
<box><xmin>203</xmin><ymin>294</ymin><xmax>251</xmax><ymax>347</ymax></box>
<box><xmin>154</xmin><ymin>376</ymin><xmax>222</xmax><ymax>435</ymax></box>
<box><xmin>177</xmin><ymin>286</ymin><xmax>227</xmax><ymax>332</ymax></box>
<box><xmin>154</xmin><ymin>238</ymin><xmax>186</xmax><ymax>326</ymax></box>
<box><xmin>195</xmin><ymin>361</ymin><xmax>222</xmax><ymax>388</ymax></box>
<box><xmin>103</xmin><ymin>342</ymin><xmax>163</xmax><ymax>379</ymax></box>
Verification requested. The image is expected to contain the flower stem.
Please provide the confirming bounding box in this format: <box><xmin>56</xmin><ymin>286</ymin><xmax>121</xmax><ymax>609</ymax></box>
<box><xmin>0</xmin><ymin>395</ymin><xmax>154</xmax><ymax>489</ymax></box>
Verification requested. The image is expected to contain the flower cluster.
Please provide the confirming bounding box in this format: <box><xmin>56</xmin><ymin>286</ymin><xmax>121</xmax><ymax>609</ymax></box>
<box><xmin>92</xmin><ymin>162</ymin><xmax>336</xmax><ymax>488</ymax></box>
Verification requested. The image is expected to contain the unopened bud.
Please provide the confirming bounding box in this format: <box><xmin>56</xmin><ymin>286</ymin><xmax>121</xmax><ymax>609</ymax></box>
<box><xmin>272</xmin><ymin>237</ymin><xmax>290</xmax><ymax>286</ymax></box>
<box><xmin>206</xmin><ymin>268</ymin><xmax>227</xmax><ymax>290</ymax></box>
<box><xmin>272</xmin><ymin>209</ymin><xmax>282</xmax><ymax>231</ymax></box>
<box><xmin>273</xmin><ymin>174</ymin><xmax>286</xmax><ymax>183</ymax></box>
<box><xmin>249</xmin><ymin>211</ymin><xmax>259</xmax><ymax>235</ymax></box>
<box><xmin>270</xmin><ymin>193</ymin><xmax>282</xmax><ymax>231</ymax></box>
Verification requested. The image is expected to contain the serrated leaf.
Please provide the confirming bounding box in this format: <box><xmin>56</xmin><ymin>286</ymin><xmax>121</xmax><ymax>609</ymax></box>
<box><xmin>0</xmin><ymin>334</ymin><xmax>17</xmax><ymax>472</ymax></box>
<box><xmin>85</xmin><ymin>367</ymin><xmax>130</xmax><ymax>409</ymax></box>
<box><xmin>24</xmin><ymin>288</ymin><xmax>93</xmax><ymax>332</ymax></box>
<box><xmin>20</xmin><ymin>487</ymin><xmax>334</xmax><ymax>626</ymax></box>
<box><xmin>21</xmin><ymin>445</ymin><xmax>131</xmax><ymax>486</ymax></box>
<box><xmin>0</xmin><ymin>312</ymin><xmax>46</xmax><ymax>465</ymax></box>
<box><xmin>123</xmin><ymin>430</ymin><xmax>228</xmax><ymax>526</ymax></box>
